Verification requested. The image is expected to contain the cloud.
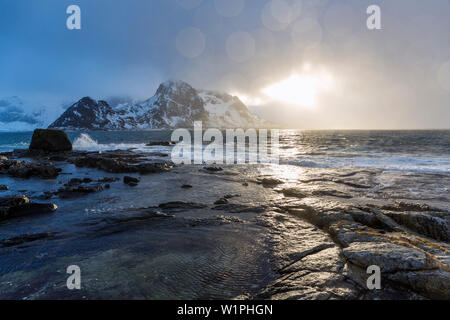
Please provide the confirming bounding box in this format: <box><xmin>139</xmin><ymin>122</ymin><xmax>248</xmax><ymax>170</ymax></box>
<box><xmin>0</xmin><ymin>97</ymin><xmax>40</xmax><ymax>124</ymax></box>
<box><xmin>0</xmin><ymin>0</ymin><xmax>449</xmax><ymax>129</ymax></box>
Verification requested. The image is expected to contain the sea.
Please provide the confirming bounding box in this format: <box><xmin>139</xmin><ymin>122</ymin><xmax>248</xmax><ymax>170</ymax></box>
<box><xmin>0</xmin><ymin>129</ymin><xmax>449</xmax><ymax>299</ymax></box>
<box><xmin>0</xmin><ymin>130</ymin><xmax>449</xmax><ymax>173</ymax></box>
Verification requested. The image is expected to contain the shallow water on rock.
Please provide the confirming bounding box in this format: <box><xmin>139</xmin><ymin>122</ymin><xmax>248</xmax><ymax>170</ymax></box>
<box><xmin>0</xmin><ymin>164</ymin><xmax>280</xmax><ymax>299</ymax></box>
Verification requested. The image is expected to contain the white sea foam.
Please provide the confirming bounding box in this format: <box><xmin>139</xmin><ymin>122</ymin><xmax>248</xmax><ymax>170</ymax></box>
<box><xmin>73</xmin><ymin>133</ymin><xmax>100</xmax><ymax>149</ymax></box>
<box><xmin>282</xmin><ymin>155</ymin><xmax>450</xmax><ymax>173</ymax></box>
<box><xmin>73</xmin><ymin>133</ymin><xmax>145</xmax><ymax>152</ymax></box>
<box><xmin>72</xmin><ymin>133</ymin><xmax>170</xmax><ymax>154</ymax></box>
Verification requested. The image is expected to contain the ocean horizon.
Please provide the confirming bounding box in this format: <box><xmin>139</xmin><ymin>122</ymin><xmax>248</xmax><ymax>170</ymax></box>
<box><xmin>1</xmin><ymin>129</ymin><xmax>449</xmax><ymax>173</ymax></box>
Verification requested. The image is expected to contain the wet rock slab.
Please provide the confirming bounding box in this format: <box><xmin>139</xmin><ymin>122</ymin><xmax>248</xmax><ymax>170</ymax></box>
<box><xmin>253</xmin><ymin>168</ymin><xmax>450</xmax><ymax>300</ymax></box>
<box><xmin>57</xmin><ymin>181</ymin><xmax>108</xmax><ymax>198</ymax></box>
<box><xmin>0</xmin><ymin>151</ymin><xmax>448</xmax><ymax>300</ymax></box>
<box><xmin>1</xmin><ymin>232</ymin><xmax>57</xmax><ymax>248</ymax></box>
<box><xmin>255</xmin><ymin>211</ymin><xmax>359</xmax><ymax>300</ymax></box>
<box><xmin>72</xmin><ymin>151</ymin><xmax>173</xmax><ymax>174</ymax></box>
<box><xmin>343</xmin><ymin>242</ymin><xmax>435</xmax><ymax>272</ymax></box>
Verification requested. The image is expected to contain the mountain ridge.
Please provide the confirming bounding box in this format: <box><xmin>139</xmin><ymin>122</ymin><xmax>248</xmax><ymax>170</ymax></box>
<box><xmin>49</xmin><ymin>80</ymin><xmax>272</xmax><ymax>130</ymax></box>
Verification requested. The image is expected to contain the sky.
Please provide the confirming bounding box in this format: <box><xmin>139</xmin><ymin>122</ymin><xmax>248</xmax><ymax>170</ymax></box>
<box><xmin>0</xmin><ymin>0</ymin><xmax>449</xmax><ymax>129</ymax></box>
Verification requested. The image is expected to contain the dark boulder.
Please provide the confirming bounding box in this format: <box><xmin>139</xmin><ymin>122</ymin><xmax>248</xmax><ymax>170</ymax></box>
<box><xmin>0</xmin><ymin>195</ymin><xmax>57</xmax><ymax>220</ymax></box>
<box><xmin>224</xmin><ymin>194</ymin><xmax>240</xmax><ymax>199</ymax></box>
<box><xmin>74</xmin><ymin>153</ymin><xmax>173</xmax><ymax>174</ymax></box>
<box><xmin>3</xmin><ymin>160</ymin><xmax>60</xmax><ymax>179</ymax></box>
<box><xmin>214</xmin><ymin>198</ymin><xmax>229</xmax><ymax>205</ymax></box>
<box><xmin>281</xmin><ymin>188</ymin><xmax>307</xmax><ymax>198</ymax></box>
<box><xmin>67</xmin><ymin>178</ymin><xmax>83</xmax><ymax>185</ymax></box>
<box><xmin>149</xmin><ymin>152</ymin><xmax>169</xmax><ymax>157</ymax></box>
<box><xmin>146</xmin><ymin>141</ymin><xmax>173</xmax><ymax>146</ymax></box>
<box><xmin>98</xmin><ymin>177</ymin><xmax>120</xmax><ymax>183</ymax></box>
<box><xmin>123</xmin><ymin>176</ymin><xmax>140</xmax><ymax>186</ymax></box>
<box><xmin>29</xmin><ymin>129</ymin><xmax>72</xmax><ymax>152</ymax></box>
<box><xmin>14</xmin><ymin>203</ymin><xmax>58</xmax><ymax>217</ymax></box>
<box><xmin>0</xmin><ymin>194</ymin><xmax>30</xmax><ymax>207</ymax></box>
<box><xmin>158</xmin><ymin>201</ymin><xmax>207</xmax><ymax>210</ymax></box>
<box><xmin>204</xmin><ymin>166</ymin><xmax>223</xmax><ymax>172</ymax></box>
<box><xmin>137</xmin><ymin>162</ymin><xmax>172</xmax><ymax>174</ymax></box>
<box><xmin>258</xmin><ymin>178</ymin><xmax>283</xmax><ymax>186</ymax></box>
<box><xmin>56</xmin><ymin>179</ymin><xmax>107</xmax><ymax>198</ymax></box>
<box><xmin>57</xmin><ymin>184</ymin><xmax>105</xmax><ymax>198</ymax></box>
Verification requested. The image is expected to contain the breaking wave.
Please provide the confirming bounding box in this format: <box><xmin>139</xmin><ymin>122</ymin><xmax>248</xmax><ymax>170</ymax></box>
<box><xmin>72</xmin><ymin>133</ymin><xmax>167</xmax><ymax>153</ymax></box>
<box><xmin>73</xmin><ymin>133</ymin><xmax>100</xmax><ymax>149</ymax></box>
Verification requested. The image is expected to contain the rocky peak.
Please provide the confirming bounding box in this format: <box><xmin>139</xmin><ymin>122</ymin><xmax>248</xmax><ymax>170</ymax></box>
<box><xmin>49</xmin><ymin>97</ymin><xmax>113</xmax><ymax>130</ymax></box>
<box><xmin>154</xmin><ymin>80</ymin><xmax>203</xmax><ymax>108</ymax></box>
<box><xmin>156</xmin><ymin>80</ymin><xmax>195</xmax><ymax>95</ymax></box>
<box><xmin>78</xmin><ymin>97</ymin><xmax>96</xmax><ymax>105</ymax></box>
<box><xmin>49</xmin><ymin>80</ymin><xmax>272</xmax><ymax>130</ymax></box>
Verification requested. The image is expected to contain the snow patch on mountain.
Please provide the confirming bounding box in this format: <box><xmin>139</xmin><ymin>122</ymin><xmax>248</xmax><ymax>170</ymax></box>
<box><xmin>199</xmin><ymin>90</ymin><xmax>268</xmax><ymax>128</ymax></box>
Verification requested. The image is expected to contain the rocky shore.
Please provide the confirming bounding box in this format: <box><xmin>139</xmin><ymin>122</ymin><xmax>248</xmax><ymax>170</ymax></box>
<box><xmin>0</xmin><ymin>130</ymin><xmax>448</xmax><ymax>300</ymax></box>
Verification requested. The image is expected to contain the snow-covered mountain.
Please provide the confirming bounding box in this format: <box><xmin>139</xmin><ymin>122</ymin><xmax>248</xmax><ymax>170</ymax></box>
<box><xmin>0</xmin><ymin>96</ymin><xmax>56</xmax><ymax>132</ymax></box>
<box><xmin>49</xmin><ymin>80</ymin><xmax>271</xmax><ymax>130</ymax></box>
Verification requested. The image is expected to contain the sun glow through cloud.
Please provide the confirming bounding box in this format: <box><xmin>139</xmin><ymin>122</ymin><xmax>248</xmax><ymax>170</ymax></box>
<box><xmin>231</xmin><ymin>93</ymin><xmax>266</xmax><ymax>106</ymax></box>
<box><xmin>262</xmin><ymin>72</ymin><xmax>334</xmax><ymax>107</ymax></box>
